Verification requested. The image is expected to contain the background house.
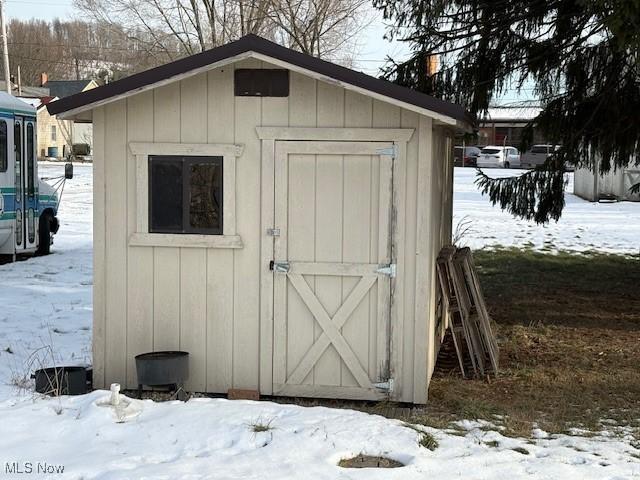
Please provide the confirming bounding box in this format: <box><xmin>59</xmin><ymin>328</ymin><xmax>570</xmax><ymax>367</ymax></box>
<box><xmin>19</xmin><ymin>95</ymin><xmax>73</xmax><ymax>159</ymax></box>
<box><xmin>0</xmin><ymin>80</ymin><xmax>49</xmax><ymax>97</ymax></box>
<box><xmin>43</xmin><ymin>76</ymin><xmax>98</xmax><ymax>149</ymax></box>
<box><xmin>477</xmin><ymin>106</ymin><xmax>546</xmax><ymax>147</ymax></box>
<box><xmin>49</xmin><ymin>34</ymin><xmax>468</xmax><ymax>404</ymax></box>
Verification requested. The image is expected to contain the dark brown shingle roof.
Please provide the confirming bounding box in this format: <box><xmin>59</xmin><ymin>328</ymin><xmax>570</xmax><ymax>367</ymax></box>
<box><xmin>47</xmin><ymin>34</ymin><xmax>468</xmax><ymax>124</ymax></box>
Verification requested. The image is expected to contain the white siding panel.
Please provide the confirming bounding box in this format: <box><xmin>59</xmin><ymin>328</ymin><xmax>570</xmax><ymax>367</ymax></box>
<box><xmin>206</xmin><ymin>66</ymin><xmax>235</xmax><ymax>392</ymax></box>
<box><xmin>92</xmin><ymin>106</ymin><xmax>106</xmax><ymax>389</ymax></box>
<box><xmin>400</xmin><ymin>109</ymin><xmax>420</xmax><ymax>402</ymax></box>
<box><xmin>126</xmin><ymin>91</ymin><xmax>154</xmax><ymax>389</ymax></box>
<box><xmin>104</xmin><ymin>100</ymin><xmax>128</xmax><ymax>386</ymax></box>
<box><xmin>152</xmin><ymin>83</ymin><xmax>181</xmax><ymax>353</ymax></box>
<box><xmin>233</xmin><ymin>59</ymin><xmax>262</xmax><ymax>389</ymax></box>
<box><xmin>179</xmin><ymin>73</ymin><xmax>208</xmax><ymax>392</ymax></box>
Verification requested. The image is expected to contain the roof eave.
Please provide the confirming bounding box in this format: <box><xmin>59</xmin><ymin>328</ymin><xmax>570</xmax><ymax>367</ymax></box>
<box><xmin>48</xmin><ymin>35</ymin><xmax>471</xmax><ymax>130</ymax></box>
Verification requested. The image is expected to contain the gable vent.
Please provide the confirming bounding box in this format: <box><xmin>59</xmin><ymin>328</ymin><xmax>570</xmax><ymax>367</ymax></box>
<box><xmin>234</xmin><ymin>69</ymin><xmax>289</xmax><ymax>97</ymax></box>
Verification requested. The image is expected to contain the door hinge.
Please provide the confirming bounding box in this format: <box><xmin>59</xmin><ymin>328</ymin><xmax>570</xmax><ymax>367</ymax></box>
<box><xmin>269</xmin><ymin>261</ymin><xmax>290</xmax><ymax>273</ymax></box>
<box><xmin>376</xmin><ymin>145</ymin><xmax>398</xmax><ymax>158</ymax></box>
<box><xmin>374</xmin><ymin>378</ymin><xmax>394</xmax><ymax>392</ymax></box>
<box><xmin>376</xmin><ymin>263</ymin><xmax>396</xmax><ymax>278</ymax></box>
<box><xmin>266</xmin><ymin>228</ymin><xmax>280</xmax><ymax>237</ymax></box>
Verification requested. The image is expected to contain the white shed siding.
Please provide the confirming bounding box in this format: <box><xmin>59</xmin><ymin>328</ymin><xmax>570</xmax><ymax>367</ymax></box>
<box><xmin>92</xmin><ymin>60</ymin><xmax>453</xmax><ymax>403</ymax></box>
<box><xmin>575</xmin><ymin>163</ymin><xmax>640</xmax><ymax>202</ymax></box>
<box><xmin>574</xmin><ymin>166</ymin><xmax>597</xmax><ymax>201</ymax></box>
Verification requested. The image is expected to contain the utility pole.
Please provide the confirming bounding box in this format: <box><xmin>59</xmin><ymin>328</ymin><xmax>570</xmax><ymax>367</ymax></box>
<box><xmin>0</xmin><ymin>0</ymin><xmax>10</xmax><ymax>95</ymax></box>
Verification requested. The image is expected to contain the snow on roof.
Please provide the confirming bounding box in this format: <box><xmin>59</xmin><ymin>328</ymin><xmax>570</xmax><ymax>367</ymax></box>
<box><xmin>0</xmin><ymin>92</ymin><xmax>37</xmax><ymax>114</ymax></box>
<box><xmin>484</xmin><ymin>106</ymin><xmax>542</xmax><ymax>122</ymax></box>
<box><xmin>18</xmin><ymin>96</ymin><xmax>59</xmax><ymax>110</ymax></box>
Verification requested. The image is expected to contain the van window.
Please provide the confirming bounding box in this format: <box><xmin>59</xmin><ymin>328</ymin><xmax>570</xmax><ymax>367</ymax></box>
<box><xmin>0</xmin><ymin>121</ymin><xmax>6</xmax><ymax>172</ymax></box>
<box><xmin>149</xmin><ymin>155</ymin><xmax>223</xmax><ymax>234</ymax></box>
<box><xmin>15</xmin><ymin>122</ymin><xmax>21</xmax><ymax>202</ymax></box>
<box><xmin>531</xmin><ymin>145</ymin><xmax>549</xmax><ymax>154</ymax></box>
<box><xmin>27</xmin><ymin>123</ymin><xmax>34</xmax><ymax>197</ymax></box>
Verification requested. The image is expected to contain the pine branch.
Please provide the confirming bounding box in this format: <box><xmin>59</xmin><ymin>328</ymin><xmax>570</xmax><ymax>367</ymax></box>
<box><xmin>475</xmin><ymin>163</ymin><xmax>567</xmax><ymax>224</ymax></box>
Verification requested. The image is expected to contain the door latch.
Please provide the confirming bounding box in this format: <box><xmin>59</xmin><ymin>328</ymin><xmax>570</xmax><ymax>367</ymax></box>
<box><xmin>266</xmin><ymin>228</ymin><xmax>280</xmax><ymax>237</ymax></box>
<box><xmin>269</xmin><ymin>261</ymin><xmax>290</xmax><ymax>273</ymax></box>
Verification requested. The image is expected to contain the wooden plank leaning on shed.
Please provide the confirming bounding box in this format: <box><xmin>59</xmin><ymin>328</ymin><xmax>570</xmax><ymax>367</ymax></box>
<box><xmin>436</xmin><ymin>246</ymin><xmax>499</xmax><ymax>378</ymax></box>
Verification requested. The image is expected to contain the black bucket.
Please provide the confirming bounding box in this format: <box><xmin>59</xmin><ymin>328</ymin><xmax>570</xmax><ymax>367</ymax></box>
<box><xmin>135</xmin><ymin>351</ymin><xmax>189</xmax><ymax>388</ymax></box>
<box><xmin>32</xmin><ymin>366</ymin><xmax>89</xmax><ymax>395</ymax></box>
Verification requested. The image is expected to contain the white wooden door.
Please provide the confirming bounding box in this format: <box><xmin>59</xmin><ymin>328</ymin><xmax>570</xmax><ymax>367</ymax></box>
<box><xmin>272</xmin><ymin>140</ymin><xmax>394</xmax><ymax>400</ymax></box>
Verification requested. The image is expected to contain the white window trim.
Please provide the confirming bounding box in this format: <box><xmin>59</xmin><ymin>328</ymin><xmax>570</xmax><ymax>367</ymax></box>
<box><xmin>129</xmin><ymin>141</ymin><xmax>244</xmax><ymax>249</ymax></box>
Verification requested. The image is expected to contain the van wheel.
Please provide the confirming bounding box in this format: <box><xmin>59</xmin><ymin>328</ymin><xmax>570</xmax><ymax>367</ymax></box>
<box><xmin>504</xmin><ymin>161</ymin><xmax>510</xmax><ymax>169</ymax></box>
<box><xmin>37</xmin><ymin>213</ymin><xmax>53</xmax><ymax>256</ymax></box>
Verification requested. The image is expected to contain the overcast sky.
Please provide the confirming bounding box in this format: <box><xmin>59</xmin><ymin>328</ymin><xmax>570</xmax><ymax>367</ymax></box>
<box><xmin>6</xmin><ymin>0</ymin><xmax>533</xmax><ymax>104</ymax></box>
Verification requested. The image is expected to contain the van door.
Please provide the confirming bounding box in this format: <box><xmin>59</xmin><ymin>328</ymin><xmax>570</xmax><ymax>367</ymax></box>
<box><xmin>13</xmin><ymin>116</ymin><xmax>37</xmax><ymax>251</ymax></box>
<box><xmin>24</xmin><ymin>119</ymin><xmax>37</xmax><ymax>250</ymax></box>
<box><xmin>13</xmin><ymin>117</ymin><xmax>23</xmax><ymax>250</ymax></box>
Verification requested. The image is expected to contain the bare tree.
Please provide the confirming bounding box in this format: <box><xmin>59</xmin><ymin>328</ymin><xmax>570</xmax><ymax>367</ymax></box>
<box><xmin>270</xmin><ymin>0</ymin><xmax>372</xmax><ymax>65</ymax></box>
<box><xmin>7</xmin><ymin>18</ymin><xmax>145</xmax><ymax>84</ymax></box>
<box><xmin>74</xmin><ymin>0</ymin><xmax>371</xmax><ymax>67</ymax></box>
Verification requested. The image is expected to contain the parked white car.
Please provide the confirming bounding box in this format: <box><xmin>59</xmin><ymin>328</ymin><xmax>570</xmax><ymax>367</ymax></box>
<box><xmin>476</xmin><ymin>146</ymin><xmax>521</xmax><ymax>168</ymax></box>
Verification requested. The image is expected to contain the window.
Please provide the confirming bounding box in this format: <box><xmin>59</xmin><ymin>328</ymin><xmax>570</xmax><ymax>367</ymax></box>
<box><xmin>27</xmin><ymin>123</ymin><xmax>34</xmax><ymax>197</ymax></box>
<box><xmin>0</xmin><ymin>121</ymin><xmax>6</xmax><ymax>172</ymax></box>
<box><xmin>234</xmin><ymin>69</ymin><xmax>289</xmax><ymax>97</ymax></box>
<box><xmin>14</xmin><ymin>122</ymin><xmax>21</xmax><ymax>202</ymax></box>
<box><xmin>130</xmin><ymin>141</ymin><xmax>243</xmax><ymax>249</ymax></box>
<box><xmin>51</xmin><ymin>125</ymin><xmax>57</xmax><ymax>142</ymax></box>
<box><xmin>149</xmin><ymin>156</ymin><xmax>223</xmax><ymax>234</ymax></box>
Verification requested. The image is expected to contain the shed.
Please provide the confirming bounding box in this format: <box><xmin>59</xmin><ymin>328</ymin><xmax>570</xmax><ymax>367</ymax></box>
<box><xmin>48</xmin><ymin>34</ymin><xmax>469</xmax><ymax>404</ymax></box>
<box><xmin>574</xmin><ymin>162</ymin><xmax>640</xmax><ymax>202</ymax></box>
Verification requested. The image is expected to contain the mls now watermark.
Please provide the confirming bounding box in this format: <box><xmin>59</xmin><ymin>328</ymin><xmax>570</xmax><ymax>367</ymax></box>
<box><xmin>5</xmin><ymin>462</ymin><xmax>65</xmax><ymax>475</ymax></box>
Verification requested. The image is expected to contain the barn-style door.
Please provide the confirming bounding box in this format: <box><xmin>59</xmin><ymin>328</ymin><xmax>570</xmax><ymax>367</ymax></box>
<box><xmin>272</xmin><ymin>140</ymin><xmax>394</xmax><ymax>400</ymax></box>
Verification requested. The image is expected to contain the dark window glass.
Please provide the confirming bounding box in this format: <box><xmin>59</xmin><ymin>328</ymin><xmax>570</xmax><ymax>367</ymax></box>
<box><xmin>189</xmin><ymin>161</ymin><xmax>222</xmax><ymax>231</ymax></box>
<box><xmin>531</xmin><ymin>146</ymin><xmax>549</xmax><ymax>154</ymax></box>
<box><xmin>27</xmin><ymin>123</ymin><xmax>34</xmax><ymax>197</ymax></box>
<box><xmin>148</xmin><ymin>156</ymin><xmax>223</xmax><ymax>234</ymax></box>
<box><xmin>15</xmin><ymin>122</ymin><xmax>21</xmax><ymax>202</ymax></box>
<box><xmin>149</xmin><ymin>157</ymin><xmax>183</xmax><ymax>232</ymax></box>
<box><xmin>234</xmin><ymin>69</ymin><xmax>289</xmax><ymax>97</ymax></box>
<box><xmin>0</xmin><ymin>121</ymin><xmax>6</xmax><ymax>172</ymax></box>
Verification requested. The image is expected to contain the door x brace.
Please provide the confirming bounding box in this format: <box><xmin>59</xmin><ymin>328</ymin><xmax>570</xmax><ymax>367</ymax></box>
<box><xmin>285</xmin><ymin>273</ymin><xmax>378</xmax><ymax>388</ymax></box>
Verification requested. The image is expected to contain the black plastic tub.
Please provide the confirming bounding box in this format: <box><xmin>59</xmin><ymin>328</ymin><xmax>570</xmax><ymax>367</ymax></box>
<box><xmin>32</xmin><ymin>366</ymin><xmax>89</xmax><ymax>395</ymax></box>
<box><xmin>135</xmin><ymin>351</ymin><xmax>189</xmax><ymax>391</ymax></box>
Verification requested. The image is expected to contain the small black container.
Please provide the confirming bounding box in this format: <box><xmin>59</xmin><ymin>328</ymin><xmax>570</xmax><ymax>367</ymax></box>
<box><xmin>32</xmin><ymin>366</ymin><xmax>88</xmax><ymax>395</ymax></box>
<box><xmin>135</xmin><ymin>351</ymin><xmax>189</xmax><ymax>397</ymax></box>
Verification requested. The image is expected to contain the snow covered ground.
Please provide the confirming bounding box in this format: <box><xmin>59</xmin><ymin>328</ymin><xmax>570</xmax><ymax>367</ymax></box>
<box><xmin>454</xmin><ymin>168</ymin><xmax>640</xmax><ymax>255</ymax></box>
<box><xmin>0</xmin><ymin>163</ymin><xmax>638</xmax><ymax>479</ymax></box>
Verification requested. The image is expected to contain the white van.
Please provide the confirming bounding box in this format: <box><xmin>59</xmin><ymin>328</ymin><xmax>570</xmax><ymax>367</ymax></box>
<box><xmin>0</xmin><ymin>92</ymin><xmax>70</xmax><ymax>258</ymax></box>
